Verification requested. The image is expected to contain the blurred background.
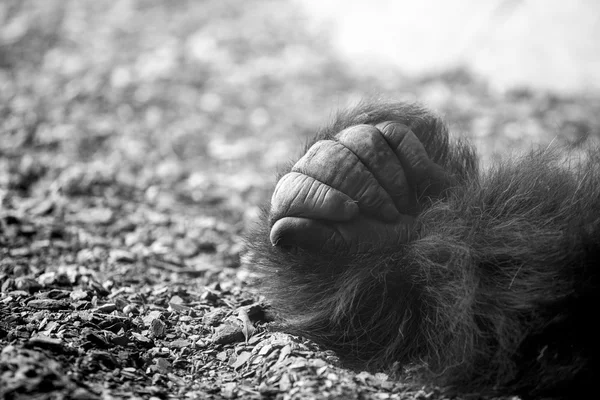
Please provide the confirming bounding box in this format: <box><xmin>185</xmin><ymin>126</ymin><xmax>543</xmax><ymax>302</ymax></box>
<box><xmin>300</xmin><ymin>0</ymin><xmax>600</xmax><ymax>93</ymax></box>
<box><xmin>1</xmin><ymin>0</ymin><xmax>599</xmax><ymax>213</ymax></box>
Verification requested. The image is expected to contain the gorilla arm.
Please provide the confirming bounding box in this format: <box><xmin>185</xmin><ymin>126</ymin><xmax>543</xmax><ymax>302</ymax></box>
<box><xmin>247</xmin><ymin>101</ymin><xmax>600</xmax><ymax>397</ymax></box>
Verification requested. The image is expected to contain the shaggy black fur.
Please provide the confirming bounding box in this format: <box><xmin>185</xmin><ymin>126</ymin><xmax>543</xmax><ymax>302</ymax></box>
<box><xmin>248</xmin><ymin>101</ymin><xmax>600</xmax><ymax>399</ymax></box>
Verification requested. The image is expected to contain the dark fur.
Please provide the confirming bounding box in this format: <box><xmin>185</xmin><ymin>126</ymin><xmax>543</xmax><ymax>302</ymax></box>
<box><xmin>248</xmin><ymin>101</ymin><xmax>600</xmax><ymax>399</ymax></box>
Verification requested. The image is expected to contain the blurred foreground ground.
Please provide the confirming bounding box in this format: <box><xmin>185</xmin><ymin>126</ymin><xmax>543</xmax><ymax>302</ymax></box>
<box><xmin>0</xmin><ymin>1</ymin><xmax>599</xmax><ymax>399</ymax></box>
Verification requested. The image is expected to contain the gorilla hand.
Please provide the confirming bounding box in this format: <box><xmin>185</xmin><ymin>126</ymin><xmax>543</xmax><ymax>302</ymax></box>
<box><xmin>269</xmin><ymin>122</ymin><xmax>452</xmax><ymax>253</ymax></box>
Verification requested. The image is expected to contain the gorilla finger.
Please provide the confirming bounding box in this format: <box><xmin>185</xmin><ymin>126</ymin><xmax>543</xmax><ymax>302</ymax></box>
<box><xmin>292</xmin><ymin>140</ymin><xmax>400</xmax><ymax>222</ymax></box>
<box><xmin>376</xmin><ymin>122</ymin><xmax>450</xmax><ymax>199</ymax></box>
<box><xmin>336</xmin><ymin>125</ymin><xmax>417</xmax><ymax>213</ymax></box>
<box><xmin>270</xmin><ymin>172</ymin><xmax>359</xmax><ymax>224</ymax></box>
<box><xmin>270</xmin><ymin>215</ymin><xmax>416</xmax><ymax>253</ymax></box>
<box><xmin>270</xmin><ymin>217</ymin><xmax>343</xmax><ymax>251</ymax></box>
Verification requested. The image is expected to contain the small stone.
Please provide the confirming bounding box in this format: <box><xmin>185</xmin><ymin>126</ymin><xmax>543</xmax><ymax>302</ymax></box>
<box><xmin>27</xmin><ymin>299</ymin><xmax>69</xmax><ymax>310</ymax></box>
<box><xmin>95</xmin><ymin>303</ymin><xmax>117</xmax><ymax>313</ymax></box>
<box><xmin>169</xmin><ymin>339</ymin><xmax>190</xmax><ymax>349</ymax></box>
<box><xmin>70</xmin><ymin>289</ymin><xmax>89</xmax><ymax>301</ymax></box>
<box><xmin>26</xmin><ymin>335</ymin><xmax>64</xmax><ymax>351</ymax></box>
<box><xmin>212</xmin><ymin>322</ymin><xmax>244</xmax><ymax>345</ymax></box>
<box><xmin>153</xmin><ymin>357</ymin><xmax>171</xmax><ymax>374</ymax></box>
<box><xmin>150</xmin><ymin>318</ymin><xmax>166</xmax><ymax>338</ymax></box>
<box><xmin>202</xmin><ymin>308</ymin><xmax>227</xmax><ymax>326</ymax></box>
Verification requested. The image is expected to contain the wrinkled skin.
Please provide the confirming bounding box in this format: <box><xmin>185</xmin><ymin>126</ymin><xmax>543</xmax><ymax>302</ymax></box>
<box><xmin>248</xmin><ymin>101</ymin><xmax>600</xmax><ymax>399</ymax></box>
<box><xmin>270</xmin><ymin>122</ymin><xmax>451</xmax><ymax>253</ymax></box>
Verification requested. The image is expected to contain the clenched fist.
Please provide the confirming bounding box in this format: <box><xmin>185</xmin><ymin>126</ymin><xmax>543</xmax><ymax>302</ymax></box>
<box><xmin>269</xmin><ymin>122</ymin><xmax>451</xmax><ymax>253</ymax></box>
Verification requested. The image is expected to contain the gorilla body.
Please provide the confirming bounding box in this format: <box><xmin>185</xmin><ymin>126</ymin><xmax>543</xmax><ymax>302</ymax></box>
<box><xmin>249</xmin><ymin>101</ymin><xmax>599</xmax><ymax>399</ymax></box>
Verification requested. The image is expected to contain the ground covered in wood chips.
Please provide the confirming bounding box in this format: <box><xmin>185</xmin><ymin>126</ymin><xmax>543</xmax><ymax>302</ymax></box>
<box><xmin>1</xmin><ymin>1</ymin><xmax>599</xmax><ymax>399</ymax></box>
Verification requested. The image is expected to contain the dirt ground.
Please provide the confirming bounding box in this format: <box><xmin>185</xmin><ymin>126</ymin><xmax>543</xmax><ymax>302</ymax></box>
<box><xmin>1</xmin><ymin>1</ymin><xmax>599</xmax><ymax>399</ymax></box>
